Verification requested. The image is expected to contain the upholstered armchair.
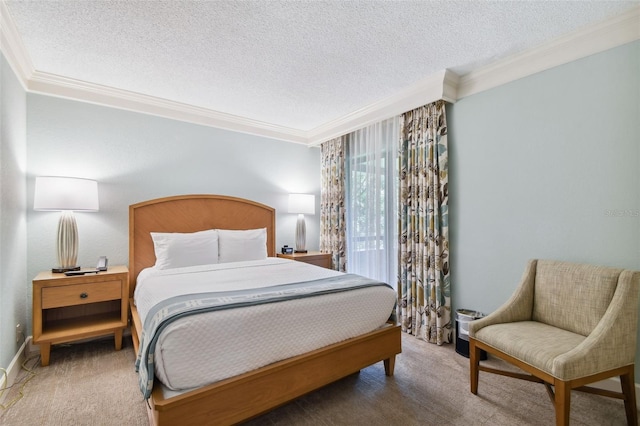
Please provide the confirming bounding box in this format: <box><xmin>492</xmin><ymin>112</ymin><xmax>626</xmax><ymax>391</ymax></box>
<box><xmin>469</xmin><ymin>259</ymin><xmax>640</xmax><ymax>426</ymax></box>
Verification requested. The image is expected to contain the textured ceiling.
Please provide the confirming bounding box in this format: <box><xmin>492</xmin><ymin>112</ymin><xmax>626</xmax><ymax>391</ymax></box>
<box><xmin>4</xmin><ymin>0</ymin><xmax>638</xmax><ymax>131</ymax></box>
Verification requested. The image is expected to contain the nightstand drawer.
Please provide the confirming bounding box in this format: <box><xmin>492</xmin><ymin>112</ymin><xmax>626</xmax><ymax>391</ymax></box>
<box><xmin>42</xmin><ymin>280</ymin><xmax>122</xmax><ymax>309</ymax></box>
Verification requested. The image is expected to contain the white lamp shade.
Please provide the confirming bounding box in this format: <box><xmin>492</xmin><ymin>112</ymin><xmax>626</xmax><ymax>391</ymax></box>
<box><xmin>288</xmin><ymin>194</ymin><xmax>315</xmax><ymax>215</ymax></box>
<box><xmin>34</xmin><ymin>176</ymin><xmax>99</xmax><ymax>211</ymax></box>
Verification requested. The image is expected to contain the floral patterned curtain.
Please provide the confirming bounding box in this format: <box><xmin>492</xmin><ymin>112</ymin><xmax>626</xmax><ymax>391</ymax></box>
<box><xmin>398</xmin><ymin>100</ymin><xmax>452</xmax><ymax>344</ymax></box>
<box><xmin>320</xmin><ymin>136</ymin><xmax>347</xmax><ymax>272</ymax></box>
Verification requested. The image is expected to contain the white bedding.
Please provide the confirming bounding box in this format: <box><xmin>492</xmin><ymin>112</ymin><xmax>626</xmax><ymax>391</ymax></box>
<box><xmin>134</xmin><ymin>257</ymin><xmax>397</xmax><ymax>393</ymax></box>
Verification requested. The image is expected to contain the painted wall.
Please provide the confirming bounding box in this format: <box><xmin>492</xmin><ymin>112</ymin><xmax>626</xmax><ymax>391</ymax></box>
<box><xmin>449</xmin><ymin>41</ymin><xmax>640</xmax><ymax>375</ymax></box>
<box><xmin>0</xmin><ymin>53</ymin><xmax>28</xmax><ymax>369</ymax></box>
<box><xmin>25</xmin><ymin>95</ymin><xmax>321</xmax><ymax>333</ymax></box>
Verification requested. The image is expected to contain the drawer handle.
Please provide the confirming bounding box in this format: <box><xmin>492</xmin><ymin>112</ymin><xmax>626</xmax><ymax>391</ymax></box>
<box><xmin>80</xmin><ymin>292</ymin><xmax>88</xmax><ymax>299</ymax></box>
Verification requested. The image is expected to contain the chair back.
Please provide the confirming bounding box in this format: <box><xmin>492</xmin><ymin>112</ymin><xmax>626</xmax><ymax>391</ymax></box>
<box><xmin>532</xmin><ymin>260</ymin><xmax>622</xmax><ymax>336</ymax></box>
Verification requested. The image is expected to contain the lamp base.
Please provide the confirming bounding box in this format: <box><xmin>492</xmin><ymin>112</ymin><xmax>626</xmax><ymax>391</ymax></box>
<box><xmin>295</xmin><ymin>213</ymin><xmax>307</xmax><ymax>253</ymax></box>
<box><xmin>52</xmin><ymin>266</ymin><xmax>80</xmax><ymax>273</ymax></box>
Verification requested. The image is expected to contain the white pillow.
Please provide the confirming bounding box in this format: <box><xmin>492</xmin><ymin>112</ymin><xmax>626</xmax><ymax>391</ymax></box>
<box><xmin>218</xmin><ymin>228</ymin><xmax>267</xmax><ymax>263</ymax></box>
<box><xmin>151</xmin><ymin>229</ymin><xmax>219</xmax><ymax>270</ymax></box>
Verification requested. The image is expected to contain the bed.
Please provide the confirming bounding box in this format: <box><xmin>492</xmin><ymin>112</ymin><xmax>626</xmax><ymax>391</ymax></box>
<box><xmin>129</xmin><ymin>194</ymin><xmax>401</xmax><ymax>425</ymax></box>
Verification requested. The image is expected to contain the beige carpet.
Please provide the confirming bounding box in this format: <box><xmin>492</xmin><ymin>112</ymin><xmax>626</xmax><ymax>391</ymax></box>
<box><xmin>0</xmin><ymin>337</ymin><xmax>147</xmax><ymax>425</ymax></box>
<box><xmin>0</xmin><ymin>334</ymin><xmax>634</xmax><ymax>425</ymax></box>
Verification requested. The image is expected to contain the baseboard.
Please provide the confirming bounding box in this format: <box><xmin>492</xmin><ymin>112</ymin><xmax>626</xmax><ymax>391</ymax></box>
<box><xmin>0</xmin><ymin>337</ymin><xmax>30</xmax><ymax>405</ymax></box>
<box><xmin>26</xmin><ymin>336</ymin><xmax>39</xmax><ymax>356</ymax></box>
<box><xmin>590</xmin><ymin>377</ymin><xmax>640</xmax><ymax>407</ymax></box>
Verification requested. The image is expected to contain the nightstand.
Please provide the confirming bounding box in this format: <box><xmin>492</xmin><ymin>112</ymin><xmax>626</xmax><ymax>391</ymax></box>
<box><xmin>32</xmin><ymin>265</ymin><xmax>129</xmax><ymax>366</ymax></box>
<box><xmin>277</xmin><ymin>251</ymin><xmax>333</xmax><ymax>269</ymax></box>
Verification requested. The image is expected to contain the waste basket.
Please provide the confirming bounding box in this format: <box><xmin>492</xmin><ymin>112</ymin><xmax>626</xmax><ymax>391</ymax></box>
<box><xmin>455</xmin><ymin>309</ymin><xmax>487</xmax><ymax>359</ymax></box>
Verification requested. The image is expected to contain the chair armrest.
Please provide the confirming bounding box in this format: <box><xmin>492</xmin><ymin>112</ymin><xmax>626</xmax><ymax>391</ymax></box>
<box><xmin>551</xmin><ymin>269</ymin><xmax>640</xmax><ymax>380</ymax></box>
<box><xmin>469</xmin><ymin>259</ymin><xmax>537</xmax><ymax>337</ymax></box>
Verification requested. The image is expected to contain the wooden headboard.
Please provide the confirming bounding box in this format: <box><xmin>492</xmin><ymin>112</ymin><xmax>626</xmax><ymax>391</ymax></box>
<box><xmin>128</xmin><ymin>194</ymin><xmax>276</xmax><ymax>296</ymax></box>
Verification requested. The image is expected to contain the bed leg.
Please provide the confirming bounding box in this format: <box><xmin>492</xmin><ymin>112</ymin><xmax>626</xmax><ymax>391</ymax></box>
<box><xmin>384</xmin><ymin>356</ymin><xmax>396</xmax><ymax>376</ymax></box>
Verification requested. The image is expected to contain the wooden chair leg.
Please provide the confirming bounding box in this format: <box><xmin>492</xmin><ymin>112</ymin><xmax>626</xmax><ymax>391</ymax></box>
<box><xmin>470</xmin><ymin>338</ymin><xmax>479</xmax><ymax>394</ymax></box>
<box><xmin>554</xmin><ymin>380</ymin><xmax>570</xmax><ymax>426</ymax></box>
<box><xmin>620</xmin><ymin>365</ymin><xmax>637</xmax><ymax>426</ymax></box>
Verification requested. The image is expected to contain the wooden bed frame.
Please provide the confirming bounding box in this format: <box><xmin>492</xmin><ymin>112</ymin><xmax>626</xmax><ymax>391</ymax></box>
<box><xmin>129</xmin><ymin>194</ymin><xmax>402</xmax><ymax>425</ymax></box>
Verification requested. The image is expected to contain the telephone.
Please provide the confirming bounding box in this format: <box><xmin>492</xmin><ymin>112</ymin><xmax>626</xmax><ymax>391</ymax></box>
<box><xmin>96</xmin><ymin>256</ymin><xmax>108</xmax><ymax>271</ymax></box>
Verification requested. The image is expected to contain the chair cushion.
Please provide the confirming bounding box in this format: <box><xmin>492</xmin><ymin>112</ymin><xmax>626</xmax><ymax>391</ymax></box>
<box><xmin>474</xmin><ymin>321</ymin><xmax>585</xmax><ymax>379</ymax></box>
<box><xmin>532</xmin><ymin>260</ymin><xmax>621</xmax><ymax>336</ymax></box>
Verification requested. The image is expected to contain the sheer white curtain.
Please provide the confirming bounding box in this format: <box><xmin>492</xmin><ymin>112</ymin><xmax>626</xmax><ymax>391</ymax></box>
<box><xmin>345</xmin><ymin>117</ymin><xmax>399</xmax><ymax>286</ymax></box>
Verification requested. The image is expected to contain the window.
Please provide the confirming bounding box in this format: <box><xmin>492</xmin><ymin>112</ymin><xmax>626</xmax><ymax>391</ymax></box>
<box><xmin>345</xmin><ymin>117</ymin><xmax>399</xmax><ymax>286</ymax></box>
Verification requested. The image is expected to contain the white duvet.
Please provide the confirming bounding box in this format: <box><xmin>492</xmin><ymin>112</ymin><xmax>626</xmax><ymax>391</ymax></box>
<box><xmin>134</xmin><ymin>257</ymin><xmax>397</xmax><ymax>395</ymax></box>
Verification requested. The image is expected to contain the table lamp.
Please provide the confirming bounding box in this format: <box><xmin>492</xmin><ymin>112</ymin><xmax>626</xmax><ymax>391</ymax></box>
<box><xmin>288</xmin><ymin>194</ymin><xmax>315</xmax><ymax>253</ymax></box>
<box><xmin>34</xmin><ymin>176</ymin><xmax>99</xmax><ymax>272</ymax></box>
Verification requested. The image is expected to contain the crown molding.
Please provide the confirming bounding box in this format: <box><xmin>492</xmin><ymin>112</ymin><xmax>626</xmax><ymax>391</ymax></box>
<box><xmin>307</xmin><ymin>69</ymin><xmax>458</xmax><ymax>146</ymax></box>
<box><xmin>457</xmin><ymin>6</ymin><xmax>640</xmax><ymax>99</ymax></box>
<box><xmin>1</xmin><ymin>4</ymin><xmax>637</xmax><ymax>146</ymax></box>
<box><xmin>0</xmin><ymin>0</ymin><xmax>34</xmax><ymax>89</ymax></box>
<box><xmin>27</xmin><ymin>71</ymin><xmax>309</xmax><ymax>144</ymax></box>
